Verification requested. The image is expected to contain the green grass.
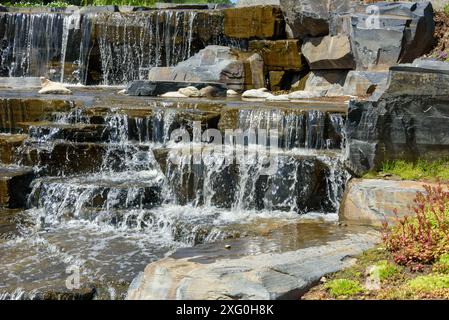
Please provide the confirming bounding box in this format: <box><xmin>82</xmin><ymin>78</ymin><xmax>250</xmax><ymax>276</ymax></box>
<box><xmin>324</xmin><ymin>279</ymin><xmax>364</xmax><ymax>298</ymax></box>
<box><xmin>4</xmin><ymin>0</ymin><xmax>230</xmax><ymax>7</ymax></box>
<box><xmin>363</xmin><ymin>159</ymin><xmax>449</xmax><ymax>181</ymax></box>
<box><xmin>407</xmin><ymin>274</ymin><xmax>449</xmax><ymax>292</ymax></box>
<box><xmin>372</xmin><ymin>260</ymin><xmax>400</xmax><ymax>282</ymax></box>
<box><xmin>433</xmin><ymin>254</ymin><xmax>449</xmax><ymax>274</ymax></box>
<box><xmin>4</xmin><ymin>1</ymin><xmax>71</xmax><ymax>7</ymax></box>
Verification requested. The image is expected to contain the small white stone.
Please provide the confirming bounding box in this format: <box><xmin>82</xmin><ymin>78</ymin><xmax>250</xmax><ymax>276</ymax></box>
<box><xmin>266</xmin><ymin>94</ymin><xmax>289</xmax><ymax>101</ymax></box>
<box><xmin>38</xmin><ymin>77</ymin><xmax>72</xmax><ymax>95</ymax></box>
<box><xmin>178</xmin><ymin>86</ymin><xmax>201</xmax><ymax>97</ymax></box>
<box><xmin>288</xmin><ymin>89</ymin><xmax>327</xmax><ymax>99</ymax></box>
<box><xmin>160</xmin><ymin>91</ymin><xmax>188</xmax><ymax>98</ymax></box>
<box><xmin>226</xmin><ymin>89</ymin><xmax>239</xmax><ymax>96</ymax></box>
<box><xmin>117</xmin><ymin>89</ymin><xmax>127</xmax><ymax>95</ymax></box>
<box><xmin>242</xmin><ymin>89</ymin><xmax>272</xmax><ymax>99</ymax></box>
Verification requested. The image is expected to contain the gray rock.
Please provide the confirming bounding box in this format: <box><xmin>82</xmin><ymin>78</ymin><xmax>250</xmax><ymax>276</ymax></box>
<box><xmin>78</xmin><ymin>6</ymin><xmax>118</xmax><ymax>14</ymax></box>
<box><xmin>236</xmin><ymin>0</ymin><xmax>281</xmax><ymax>7</ymax></box>
<box><xmin>0</xmin><ymin>5</ymin><xmax>8</xmax><ymax>12</ymax></box>
<box><xmin>127</xmin><ymin>81</ymin><xmax>226</xmax><ymax>97</ymax></box>
<box><xmin>280</xmin><ymin>0</ymin><xmax>352</xmax><ymax>38</ymax></box>
<box><xmin>345</xmin><ymin>61</ymin><xmax>449</xmax><ymax>175</ymax></box>
<box><xmin>304</xmin><ymin>70</ymin><xmax>348</xmax><ymax>92</ymax></box>
<box><xmin>302</xmin><ymin>34</ymin><xmax>355</xmax><ymax>70</ymax></box>
<box><xmin>348</xmin><ymin>1</ymin><xmax>435</xmax><ymax>70</ymax></box>
<box><xmin>340</xmin><ymin>178</ymin><xmax>436</xmax><ymax>227</ymax></box>
<box><xmin>126</xmin><ymin>230</ymin><xmax>379</xmax><ymax>299</ymax></box>
<box><xmin>342</xmin><ymin>71</ymin><xmax>388</xmax><ymax>96</ymax></box>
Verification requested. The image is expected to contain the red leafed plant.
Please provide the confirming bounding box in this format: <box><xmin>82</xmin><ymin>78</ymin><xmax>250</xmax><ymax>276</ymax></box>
<box><xmin>382</xmin><ymin>184</ymin><xmax>449</xmax><ymax>267</ymax></box>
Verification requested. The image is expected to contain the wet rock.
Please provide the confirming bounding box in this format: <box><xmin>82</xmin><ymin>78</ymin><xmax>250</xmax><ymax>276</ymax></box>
<box><xmin>346</xmin><ymin>60</ymin><xmax>449</xmax><ymax>175</ymax></box>
<box><xmin>78</xmin><ymin>5</ymin><xmax>118</xmax><ymax>14</ymax></box>
<box><xmin>244</xmin><ymin>53</ymin><xmax>265</xmax><ymax>89</ymax></box>
<box><xmin>340</xmin><ymin>179</ymin><xmax>440</xmax><ymax>226</ymax></box>
<box><xmin>0</xmin><ymin>166</ymin><xmax>34</xmax><ymax>209</ymax></box>
<box><xmin>178</xmin><ymin>86</ymin><xmax>201</xmax><ymax>98</ymax></box>
<box><xmin>127</xmin><ymin>80</ymin><xmax>226</xmax><ymax>97</ymax></box>
<box><xmin>348</xmin><ymin>1</ymin><xmax>435</xmax><ymax>70</ymax></box>
<box><xmin>249</xmin><ymin>40</ymin><xmax>304</xmax><ymax>71</ymax></box>
<box><xmin>160</xmin><ymin>92</ymin><xmax>188</xmax><ymax>98</ymax></box>
<box><xmin>237</xmin><ymin>0</ymin><xmax>280</xmax><ymax>6</ymax></box>
<box><xmin>126</xmin><ymin>230</ymin><xmax>379</xmax><ymax>299</ymax></box>
<box><xmin>0</xmin><ymin>5</ymin><xmax>8</xmax><ymax>12</ymax></box>
<box><xmin>269</xmin><ymin>71</ymin><xmax>285</xmax><ymax>91</ymax></box>
<box><xmin>342</xmin><ymin>71</ymin><xmax>388</xmax><ymax>96</ymax></box>
<box><xmin>199</xmin><ymin>85</ymin><xmax>223</xmax><ymax>97</ymax></box>
<box><xmin>223</xmin><ymin>5</ymin><xmax>285</xmax><ymax>39</ymax></box>
<box><xmin>38</xmin><ymin>78</ymin><xmax>72</xmax><ymax>95</ymax></box>
<box><xmin>266</xmin><ymin>94</ymin><xmax>289</xmax><ymax>101</ymax></box>
<box><xmin>302</xmin><ymin>35</ymin><xmax>355</xmax><ymax>70</ymax></box>
<box><xmin>288</xmin><ymin>90</ymin><xmax>327</xmax><ymax>99</ymax></box>
<box><xmin>22</xmin><ymin>122</ymin><xmax>109</xmax><ymax>143</ymax></box>
<box><xmin>0</xmin><ymin>134</ymin><xmax>27</xmax><ymax>164</ymax></box>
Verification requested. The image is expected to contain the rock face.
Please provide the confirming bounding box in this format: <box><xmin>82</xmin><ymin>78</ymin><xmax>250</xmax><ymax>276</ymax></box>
<box><xmin>304</xmin><ymin>70</ymin><xmax>348</xmax><ymax>93</ymax></box>
<box><xmin>340</xmin><ymin>179</ymin><xmax>438</xmax><ymax>227</ymax></box>
<box><xmin>145</xmin><ymin>46</ymin><xmax>264</xmax><ymax>91</ymax></box>
<box><xmin>302</xmin><ymin>35</ymin><xmax>355</xmax><ymax>70</ymax></box>
<box><xmin>280</xmin><ymin>0</ymin><xmax>352</xmax><ymax>38</ymax></box>
<box><xmin>223</xmin><ymin>5</ymin><xmax>285</xmax><ymax>39</ymax></box>
<box><xmin>342</xmin><ymin>71</ymin><xmax>388</xmax><ymax>96</ymax></box>
<box><xmin>348</xmin><ymin>1</ymin><xmax>435</xmax><ymax>70</ymax></box>
<box><xmin>0</xmin><ymin>166</ymin><xmax>34</xmax><ymax>209</ymax></box>
<box><xmin>346</xmin><ymin>60</ymin><xmax>449</xmax><ymax>175</ymax></box>
<box><xmin>126</xmin><ymin>230</ymin><xmax>379</xmax><ymax>300</ymax></box>
<box><xmin>249</xmin><ymin>40</ymin><xmax>304</xmax><ymax>71</ymax></box>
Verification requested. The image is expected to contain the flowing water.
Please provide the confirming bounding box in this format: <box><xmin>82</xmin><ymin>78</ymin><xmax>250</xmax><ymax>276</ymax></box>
<box><xmin>0</xmin><ymin>93</ymin><xmax>350</xmax><ymax>299</ymax></box>
<box><xmin>0</xmin><ymin>10</ymin><xmax>236</xmax><ymax>85</ymax></box>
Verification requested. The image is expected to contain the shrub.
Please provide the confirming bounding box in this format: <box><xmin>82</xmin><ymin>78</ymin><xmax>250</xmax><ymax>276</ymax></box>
<box><xmin>383</xmin><ymin>184</ymin><xmax>449</xmax><ymax>266</ymax></box>
<box><xmin>433</xmin><ymin>253</ymin><xmax>449</xmax><ymax>274</ymax></box>
<box><xmin>408</xmin><ymin>274</ymin><xmax>449</xmax><ymax>292</ymax></box>
<box><xmin>324</xmin><ymin>279</ymin><xmax>363</xmax><ymax>298</ymax></box>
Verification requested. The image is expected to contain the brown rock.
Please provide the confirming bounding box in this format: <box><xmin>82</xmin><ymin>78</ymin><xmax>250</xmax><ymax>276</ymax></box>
<box><xmin>224</xmin><ymin>5</ymin><xmax>285</xmax><ymax>39</ymax></box>
<box><xmin>0</xmin><ymin>166</ymin><xmax>34</xmax><ymax>209</ymax></box>
<box><xmin>249</xmin><ymin>40</ymin><xmax>304</xmax><ymax>71</ymax></box>
<box><xmin>302</xmin><ymin>35</ymin><xmax>355</xmax><ymax>70</ymax></box>
<box><xmin>339</xmin><ymin>179</ymin><xmax>441</xmax><ymax>227</ymax></box>
<box><xmin>0</xmin><ymin>134</ymin><xmax>27</xmax><ymax>164</ymax></box>
<box><xmin>269</xmin><ymin>71</ymin><xmax>285</xmax><ymax>91</ymax></box>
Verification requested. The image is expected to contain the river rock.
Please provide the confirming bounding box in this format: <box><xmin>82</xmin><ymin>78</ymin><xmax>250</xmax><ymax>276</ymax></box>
<box><xmin>248</xmin><ymin>40</ymin><xmax>304</xmax><ymax>71</ymax></box>
<box><xmin>126</xmin><ymin>230</ymin><xmax>379</xmax><ymax>300</ymax></box>
<box><xmin>160</xmin><ymin>91</ymin><xmax>188</xmax><ymax>98</ymax></box>
<box><xmin>342</xmin><ymin>71</ymin><xmax>388</xmax><ymax>96</ymax></box>
<box><xmin>345</xmin><ymin>60</ymin><xmax>449</xmax><ymax>175</ymax></box>
<box><xmin>227</xmin><ymin>89</ymin><xmax>239</xmax><ymax>96</ymax></box>
<box><xmin>266</xmin><ymin>94</ymin><xmax>289</xmax><ymax>101</ymax></box>
<box><xmin>242</xmin><ymin>88</ymin><xmax>272</xmax><ymax>99</ymax></box>
<box><xmin>223</xmin><ymin>5</ymin><xmax>285</xmax><ymax>39</ymax></box>
<box><xmin>288</xmin><ymin>90</ymin><xmax>327</xmax><ymax>99</ymax></box>
<box><xmin>199</xmin><ymin>85</ymin><xmax>223</xmax><ymax>97</ymax></box>
<box><xmin>38</xmin><ymin>78</ymin><xmax>72</xmax><ymax>95</ymax></box>
<box><xmin>340</xmin><ymin>178</ymin><xmax>440</xmax><ymax>227</ymax></box>
<box><xmin>348</xmin><ymin>1</ymin><xmax>435</xmax><ymax>70</ymax></box>
<box><xmin>302</xmin><ymin>34</ymin><xmax>355</xmax><ymax>70</ymax></box>
<box><xmin>178</xmin><ymin>86</ymin><xmax>201</xmax><ymax>97</ymax></box>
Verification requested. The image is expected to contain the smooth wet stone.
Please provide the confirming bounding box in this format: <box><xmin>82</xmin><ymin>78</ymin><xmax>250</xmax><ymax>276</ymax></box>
<box><xmin>127</xmin><ymin>80</ymin><xmax>226</xmax><ymax>97</ymax></box>
<box><xmin>340</xmin><ymin>178</ymin><xmax>438</xmax><ymax>227</ymax></box>
<box><xmin>126</xmin><ymin>230</ymin><xmax>380</xmax><ymax>300</ymax></box>
<box><xmin>223</xmin><ymin>6</ymin><xmax>285</xmax><ymax>39</ymax></box>
<box><xmin>241</xmin><ymin>88</ymin><xmax>272</xmax><ymax>99</ymax></box>
<box><xmin>0</xmin><ymin>134</ymin><xmax>28</xmax><ymax>164</ymax></box>
<box><xmin>266</xmin><ymin>94</ymin><xmax>289</xmax><ymax>101</ymax></box>
<box><xmin>226</xmin><ymin>89</ymin><xmax>239</xmax><ymax>96</ymax></box>
<box><xmin>302</xmin><ymin>34</ymin><xmax>355</xmax><ymax>70</ymax></box>
<box><xmin>160</xmin><ymin>92</ymin><xmax>188</xmax><ymax>98</ymax></box>
<box><xmin>346</xmin><ymin>60</ymin><xmax>449</xmax><ymax>175</ymax></box>
<box><xmin>0</xmin><ymin>166</ymin><xmax>34</xmax><ymax>209</ymax></box>
<box><xmin>178</xmin><ymin>86</ymin><xmax>201</xmax><ymax>98</ymax></box>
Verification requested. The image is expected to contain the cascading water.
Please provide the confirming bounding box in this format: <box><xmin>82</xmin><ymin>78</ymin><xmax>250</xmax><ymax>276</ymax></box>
<box><xmin>0</xmin><ymin>10</ymin><xmax>235</xmax><ymax>85</ymax></box>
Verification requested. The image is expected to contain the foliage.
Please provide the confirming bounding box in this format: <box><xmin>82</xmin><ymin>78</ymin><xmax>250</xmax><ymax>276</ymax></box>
<box><xmin>4</xmin><ymin>0</ymin><xmax>230</xmax><ymax>7</ymax></box>
<box><xmin>407</xmin><ymin>274</ymin><xmax>449</xmax><ymax>292</ymax></box>
<box><xmin>372</xmin><ymin>260</ymin><xmax>400</xmax><ymax>281</ymax></box>
<box><xmin>364</xmin><ymin>159</ymin><xmax>449</xmax><ymax>181</ymax></box>
<box><xmin>4</xmin><ymin>0</ymin><xmax>78</xmax><ymax>6</ymax></box>
<box><xmin>432</xmin><ymin>253</ymin><xmax>449</xmax><ymax>274</ymax></box>
<box><xmin>383</xmin><ymin>184</ymin><xmax>449</xmax><ymax>267</ymax></box>
<box><xmin>444</xmin><ymin>3</ymin><xmax>449</xmax><ymax>15</ymax></box>
<box><xmin>324</xmin><ymin>279</ymin><xmax>363</xmax><ymax>298</ymax></box>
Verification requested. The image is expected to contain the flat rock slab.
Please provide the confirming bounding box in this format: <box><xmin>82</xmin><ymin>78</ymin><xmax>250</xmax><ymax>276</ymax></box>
<box><xmin>0</xmin><ymin>134</ymin><xmax>28</xmax><ymax>164</ymax></box>
<box><xmin>126</xmin><ymin>229</ymin><xmax>379</xmax><ymax>300</ymax></box>
<box><xmin>340</xmin><ymin>178</ymin><xmax>438</xmax><ymax>227</ymax></box>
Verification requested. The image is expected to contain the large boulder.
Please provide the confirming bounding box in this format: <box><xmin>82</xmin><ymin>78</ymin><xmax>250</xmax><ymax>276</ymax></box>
<box><xmin>223</xmin><ymin>5</ymin><xmax>285</xmax><ymax>39</ymax></box>
<box><xmin>145</xmin><ymin>46</ymin><xmax>264</xmax><ymax>92</ymax></box>
<box><xmin>279</xmin><ymin>0</ymin><xmax>352</xmax><ymax>38</ymax></box>
<box><xmin>345</xmin><ymin>60</ymin><xmax>449</xmax><ymax>175</ymax></box>
<box><xmin>302</xmin><ymin>34</ymin><xmax>355</xmax><ymax>69</ymax></box>
<box><xmin>342</xmin><ymin>71</ymin><xmax>388</xmax><ymax>96</ymax></box>
<box><xmin>248</xmin><ymin>40</ymin><xmax>305</xmax><ymax>71</ymax></box>
<box><xmin>347</xmin><ymin>1</ymin><xmax>435</xmax><ymax>70</ymax></box>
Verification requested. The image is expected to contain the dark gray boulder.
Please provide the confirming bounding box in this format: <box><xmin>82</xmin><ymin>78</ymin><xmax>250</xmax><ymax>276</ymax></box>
<box><xmin>0</xmin><ymin>5</ymin><xmax>7</xmax><ymax>12</ymax></box>
<box><xmin>348</xmin><ymin>1</ymin><xmax>435</xmax><ymax>70</ymax></box>
<box><xmin>126</xmin><ymin>81</ymin><xmax>227</xmax><ymax>97</ymax></box>
<box><xmin>345</xmin><ymin>60</ymin><xmax>449</xmax><ymax>176</ymax></box>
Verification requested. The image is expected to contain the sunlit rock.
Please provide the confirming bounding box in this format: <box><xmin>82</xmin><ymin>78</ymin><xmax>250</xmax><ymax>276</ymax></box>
<box><xmin>38</xmin><ymin>77</ymin><xmax>72</xmax><ymax>95</ymax></box>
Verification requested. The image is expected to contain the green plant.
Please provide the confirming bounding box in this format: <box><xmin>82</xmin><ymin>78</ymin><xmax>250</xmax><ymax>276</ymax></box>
<box><xmin>366</xmin><ymin>159</ymin><xmax>449</xmax><ymax>181</ymax></box>
<box><xmin>383</xmin><ymin>184</ymin><xmax>449</xmax><ymax>267</ymax></box>
<box><xmin>324</xmin><ymin>279</ymin><xmax>363</xmax><ymax>298</ymax></box>
<box><xmin>444</xmin><ymin>3</ymin><xmax>449</xmax><ymax>15</ymax></box>
<box><xmin>433</xmin><ymin>253</ymin><xmax>449</xmax><ymax>274</ymax></box>
<box><xmin>408</xmin><ymin>274</ymin><xmax>449</xmax><ymax>292</ymax></box>
<box><xmin>372</xmin><ymin>260</ymin><xmax>400</xmax><ymax>281</ymax></box>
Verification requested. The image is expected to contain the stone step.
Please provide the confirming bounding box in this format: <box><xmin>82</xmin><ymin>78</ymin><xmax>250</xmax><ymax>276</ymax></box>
<box><xmin>0</xmin><ymin>98</ymin><xmax>73</xmax><ymax>133</ymax></box>
<box><xmin>17</xmin><ymin>121</ymin><xmax>109</xmax><ymax>143</ymax></box>
<box><xmin>30</xmin><ymin>172</ymin><xmax>164</xmax><ymax>214</ymax></box>
<box><xmin>0</xmin><ymin>134</ymin><xmax>28</xmax><ymax>164</ymax></box>
<box><xmin>0</xmin><ymin>208</ymin><xmax>23</xmax><ymax>240</ymax></box>
<box><xmin>0</xmin><ymin>166</ymin><xmax>34</xmax><ymax>209</ymax></box>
